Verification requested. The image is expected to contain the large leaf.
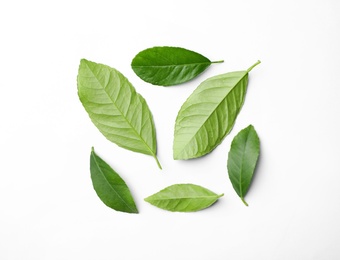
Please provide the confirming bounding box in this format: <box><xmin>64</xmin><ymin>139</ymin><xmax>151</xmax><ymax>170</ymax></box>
<box><xmin>144</xmin><ymin>184</ymin><xmax>223</xmax><ymax>212</ymax></box>
<box><xmin>227</xmin><ymin>125</ymin><xmax>260</xmax><ymax>206</ymax></box>
<box><xmin>131</xmin><ymin>46</ymin><xmax>223</xmax><ymax>86</ymax></box>
<box><xmin>90</xmin><ymin>147</ymin><xmax>138</xmax><ymax>213</ymax></box>
<box><xmin>77</xmin><ymin>59</ymin><xmax>161</xmax><ymax>169</ymax></box>
<box><xmin>173</xmin><ymin>61</ymin><xmax>261</xmax><ymax>160</ymax></box>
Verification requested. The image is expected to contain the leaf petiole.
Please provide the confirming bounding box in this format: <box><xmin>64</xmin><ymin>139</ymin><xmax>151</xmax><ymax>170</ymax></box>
<box><xmin>247</xmin><ymin>60</ymin><xmax>261</xmax><ymax>72</ymax></box>
<box><xmin>153</xmin><ymin>155</ymin><xmax>162</xmax><ymax>170</ymax></box>
<box><xmin>211</xmin><ymin>60</ymin><xmax>224</xmax><ymax>64</ymax></box>
<box><xmin>241</xmin><ymin>197</ymin><xmax>249</xmax><ymax>206</ymax></box>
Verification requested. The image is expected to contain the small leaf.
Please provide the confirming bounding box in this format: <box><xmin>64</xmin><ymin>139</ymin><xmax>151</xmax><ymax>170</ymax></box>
<box><xmin>77</xmin><ymin>59</ymin><xmax>161</xmax><ymax>169</ymax></box>
<box><xmin>90</xmin><ymin>147</ymin><xmax>138</xmax><ymax>213</ymax></box>
<box><xmin>173</xmin><ymin>60</ymin><xmax>261</xmax><ymax>160</ymax></box>
<box><xmin>131</xmin><ymin>46</ymin><xmax>223</xmax><ymax>86</ymax></box>
<box><xmin>227</xmin><ymin>125</ymin><xmax>260</xmax><ymax>206</ymax></box>
<box><xmin>144</xmin><ymin>184</ymin><xmax>223</xmax><ymax>212</ymax></box>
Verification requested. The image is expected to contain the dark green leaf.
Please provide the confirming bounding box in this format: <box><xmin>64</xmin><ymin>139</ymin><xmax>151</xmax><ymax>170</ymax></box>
<box><xmin>227</xmin><ymin>125</ymin><xmax>260</xmax><ymax>206</ymax></box>
<box><xmin>131</xmin><ymin>46</ymin><xmax>223</xmax><ymax>86</ymax></box>
<box><xmin>77</xmin><ymin>59</ymin><xmax>161</xmax><ymax>169</ymax></box>
<box><xmin>173</xmin><ymin>61</ymin><xmax>261</xmax><ymax>160</ymax></box>
<box><xmin>144</xmin><ymin>184</ymin><xmax>223</xmax><ymax>212</ymax></box>
<box><xmin>90</xmin><ymin>147</ymin><xmax>138</xmax><ymax>213</ymax></box>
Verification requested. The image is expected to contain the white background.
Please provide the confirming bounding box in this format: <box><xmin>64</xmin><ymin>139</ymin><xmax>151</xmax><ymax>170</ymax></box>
<box><xmin>1</xmin><ymin>0</ymin><xmax>340</xmax><ymax>259</ymax></box>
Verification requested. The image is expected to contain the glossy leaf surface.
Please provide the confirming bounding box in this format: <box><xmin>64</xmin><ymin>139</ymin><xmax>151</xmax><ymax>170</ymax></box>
<box><xmin>173</xmin><ymin>61</ymin><xmax>261</xmax><ymax>160</ymax></box>
<box><xmin>144</xmin><ymin>184</ymin><xmax>223</xmax><ymax>212</ymax></box>
<box><xmin>90</xmin><ymin>148</ymin><xmax>138</xmax><ymax>213</ymax></box>
<box><xmin>77</xmin><ymin>59</ymin><xmax>161</xmax><ymax>169</ymax></box>
<box><xmin>131</xmin><ymin>46</ymin><xmax>223</xmax><ymax>86</ymax></box>
<box><xmin>227</xmin><ymin>125</ymin><xmax>260</xmax><ymax>206</ymax></box>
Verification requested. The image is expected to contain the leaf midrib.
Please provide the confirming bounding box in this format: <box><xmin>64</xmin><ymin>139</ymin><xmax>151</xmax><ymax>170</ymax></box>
<box><xmin>148</xmin><ymin>195</ymin><xmax>221</xmax><ymax>201</ymax></box>
<box><xmin>132</xmin><ymin>62</ymin><xmax>211</xmax><ymax>68</ymax></box>
<box><xmin>238</xmin><ymin>130</ymin><xmax>250</xmax><ymax>198</ymax></box>
<box><xmin>176</xmin><ymin>71</ymin><xmax>248</xmax><ymax>158</ymax></box>
<box><xmin>84</xmin><ymin>62</ymin><xmax>155</xmax><ymax>157</ymax></box>
<box><xmin>91</xmin><ymin>152</ymin><xmax>136</xmax><ymax>213</ymax></box>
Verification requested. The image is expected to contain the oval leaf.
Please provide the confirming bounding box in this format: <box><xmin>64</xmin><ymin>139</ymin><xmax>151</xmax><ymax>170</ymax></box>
<box><xmin>173</xmin><ymin>61</ymin><xmax>261</xmax><ymax>160</ymax></box>
<box><xmin>131</xmin><ymin>46</ymin><xmax>223</xmax><ymax>86</ymax></box>
<box><xmin>227</xmin><ymin>125</ymin><xmax>260</xmax><ymax>206</ymax></box>
<box><xmin>77</xmin><ymin>59</ymin><xmax>161</xmax><ymax>169</ymax></box>
<box><xmin>144</xmin><ymin>184</ymin><xmax>223</xmax><ymax>212</ymax></box>
<box><xmin>90</xmin><ymin>147</ymin><xmax>138</xmax><ymax>213</ymax></box>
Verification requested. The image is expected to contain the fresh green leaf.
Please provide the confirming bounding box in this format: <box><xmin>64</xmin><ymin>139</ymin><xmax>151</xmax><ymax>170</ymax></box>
<box><xmin>227</xmin><ymin>125</ymin><xmax>260</xmax><ymax>206</ymax></box>
<box><xmin>131</xmin><ymin>46</ymin><xmax>223</xmax><ymax>86</ymax></box>
<box><xmin>90</xmin><ymin>147</ymin><xmax>138</xmax><ymax>213</ymax></box>
<box><xmin>77</xmin><ymin>59</ymin><xmax>161</xmax><ymax>169</ymax></box>
<box><xmin>144</xmin><ymin>184</ymin><xmax>223</xmax><ymax>212</ymax></box>
<box><xmin>173</xmin><ymin>60</ymin><xmax>261</xmax><ymax>160</ymax></box>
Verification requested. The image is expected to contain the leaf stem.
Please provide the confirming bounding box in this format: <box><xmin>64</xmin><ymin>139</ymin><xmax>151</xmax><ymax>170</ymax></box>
<box><xmin>241</xmin><ymin>197</ymin><xmax>249</xmax><ymax>206</ymax></box>
<box><xmin>211</xmin><ymin>60</ymin><xmax>224</xmax><ymax>64</ymax></box>
<box><xmin>247</xmin><ymin>60</ymin><xmax>261</xmax><ymax>72</ymax></box>
<box><xmin>153</xmin><ymin>154</ymin><xmax>162</xmax><ymax>170</ymax></box>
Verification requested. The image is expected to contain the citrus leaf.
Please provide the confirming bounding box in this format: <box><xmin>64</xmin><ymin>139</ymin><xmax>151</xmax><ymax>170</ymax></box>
<box><xmin>131</xmin><ymin>46</ymin><xmax>223</xmax><ymax>86</ymax></box>
<box><xmin>227</xmin><ymin>125</ymin><xmax>260</xmax><ymax>206</ymax></box>
<box><xmin>173</xmin><ymin>61</ymin><xmax>261</xmax><ymax>160</ymax></box>
<box><xmin>90</xmin><ymin>147</ymin><xmax>138</xmax><ymax>213</ymax></box>
<box><xmin>77</xmin><ymin>59</ymin><xmax>161</xmax><ymax>169</ymax></box>
<box><xmin>144</xmin><ymin>184</ymin><xmax>223</xmax><ymax>212</ymax></box>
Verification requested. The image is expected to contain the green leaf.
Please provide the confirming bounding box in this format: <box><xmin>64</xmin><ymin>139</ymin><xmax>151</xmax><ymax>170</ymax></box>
<box><xmin>77</xmin><ymin>59</ymin><xmax>161</xmax><ymax>169</ymax></box>
<box><xmin>144</xmin><ymin>184</ymin><xmax>223</xmax><ymax>212</ymax></box>
<box><xmin>90</xmin><ymin>147</ymin><xmax>138</xmax><ymax>213</ymax></box>
<box><xmin>173</xmin><ymin>60</ymin><xmax>261</xmax><ymax>160</ymax></box>
<box><xmin>227</xmin><ymin>125</ymin><xmax>260</xmax><ymax>206</ymax></box>
<box><xmin>131</xmin><ymin>46</ymin><xmax>223</xmax><ymax>86</ymax></box>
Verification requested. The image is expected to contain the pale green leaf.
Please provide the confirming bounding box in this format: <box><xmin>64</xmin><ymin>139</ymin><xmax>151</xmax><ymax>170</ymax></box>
<box><xmin>173</xmin><ymin>61</ymin><xmax>261</xmax><ymax>160</ymax></box>
<box><xmin>144</xmin><ymin>184</ymin><xmax>223</xmax><ymax>212</ymax></box>
<box><xmin>77</xmin><ymin>59</ymin><xmax>161</xmax><ymax>169</ymax></box>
